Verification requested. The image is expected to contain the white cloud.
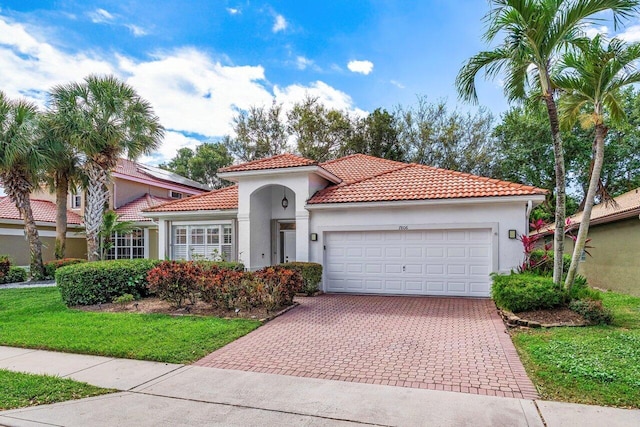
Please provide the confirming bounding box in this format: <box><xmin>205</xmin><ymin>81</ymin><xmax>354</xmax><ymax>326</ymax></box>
<box><xmin>0</xmin><ymin>15</ymin><xmax>364</xmax><ymax>163</ymax></box>
<box><xmin>273</xmin><ymin>14</ymin><xmax>287</xmax><ymax>32</ymax></box>
<box><xmin>89</xmin><ymin>8</ymin><xmax>114</xmax><ymax>23</ymax></box>
<box><xmin>390</xmin><ymin>80</ymin><xmax>405</xmax><ymax>89</ymax></box>
<box><xmin>226</xmin><ymin>8</ymin><xmax>240</xmax><ymax>15</ymax></box>
<box><xmin>295</xmin><ymin>56</ymin><xmax>313</xmax><ymax>70</ymax></box>
<box><xmin>585</xmin><ymin>25</ymin><xmax>609</xmax><ymax>39</ymax></box>
<box><xmin>126</xmin><ymin>24</ymin><xmax>147</xmax><ymax>37</ymax></box>
<box><xmin>618</xmin><ymin>25</ymin><xmax>640</xmax><ymax>42</ymax></box>
<box><xmin>347</xmin><ymin>60</ymin><xmax>374</xmax><ymax>75</ymax></box>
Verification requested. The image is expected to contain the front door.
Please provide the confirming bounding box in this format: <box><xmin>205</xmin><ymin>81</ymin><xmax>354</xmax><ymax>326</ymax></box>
<box><xmin>281</xmin><ymin>230</ymin><xmax>296</xmax><ymax>263</ymax></box>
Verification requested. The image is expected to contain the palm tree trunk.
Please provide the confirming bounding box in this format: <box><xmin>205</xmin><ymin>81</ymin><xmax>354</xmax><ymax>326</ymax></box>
<box><xmin>542</xmin><ymin>93</ymin><xmax>566</xmax><ymax>285</ymax></box>
<box><xmin>565</xmin><ymin>124</ymin><xmax>606</xmax><ymax>290</ymax></box>
<box><xmin>84</xmin><ymin>162</ymin><xmax>110</xmax><ymax>261</ymax></box>
<box><xmin>54</xmin><ymin>172</ymin><xmax>68</xmax><ymax>259</ymax></box>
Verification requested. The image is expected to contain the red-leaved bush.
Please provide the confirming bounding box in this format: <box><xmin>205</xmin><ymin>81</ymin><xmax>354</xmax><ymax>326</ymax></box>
<box><xmin>199</xmin><ymin>266</ymin><xmax>255</xmax><ymax>310</ymax></box>
<box><xmin>254</xmin><ymin>266</ymin><xmax>303</xmax><ymax>311</ymax></box>
<box><xmin>147</xmin><ymin>261</ymin><xmax>203</xmax><ymax>308</ymax></box>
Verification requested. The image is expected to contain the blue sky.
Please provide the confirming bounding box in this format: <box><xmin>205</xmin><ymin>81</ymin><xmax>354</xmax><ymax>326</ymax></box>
<box><xmin>1</xmin><ymin>1</ymin><xmax>637</xmax><ymax>164</ymax></box>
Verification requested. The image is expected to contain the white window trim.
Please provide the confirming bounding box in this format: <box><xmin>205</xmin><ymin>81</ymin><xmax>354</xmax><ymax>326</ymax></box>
<box><xmin>170</xmin><ymin>223</ymin><xmax>234</xmax><ymax>261</ymax></box>
<box><xmin>105</xmin><ymin>229</ymin><xmax>146</xmax><ymax>260</ymax></box>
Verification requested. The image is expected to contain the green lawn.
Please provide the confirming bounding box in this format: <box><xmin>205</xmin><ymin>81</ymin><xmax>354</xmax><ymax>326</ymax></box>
<box><xmin>512</xmin><ymin>292</ymin><xmax>640</xmax><ymax>408</ymax></box>
<box><xmin>0</xmin><ymin>287</ymin><xmax>260</xmax><ymax>364</ymax></box>
<box><xmin>0</xmin><ymin>369</ymin><xmax>112</xmax><ymax>410</ymax></box>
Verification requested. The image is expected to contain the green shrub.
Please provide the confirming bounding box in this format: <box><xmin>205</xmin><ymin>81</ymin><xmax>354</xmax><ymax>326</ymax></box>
<box><xmin>146</xmin><ymin>261</ymin><xmax>203</xmax><ymax>308</ymax></box>
<box><xmin>44</xmin><ymin>258</ymin><xmax>87</xmax><ymax>280</ymax></box>
<box><xmin>6</xmin><ymin>266</ymin><xmax>27</xmax><ymax>284</ymax></box>
<box><xmin>113</xmin><ymin>293</ymin><xmax>135</xmax><ymax>307</ymax></box>
<box><xmin>0</xmin><ymin>255</ymin><xmax>11</xmax><ymax>282</ymax></box>
<box><xmin>195</xmin><ymin>261</ymin><xmax>245</xmax><ymax>271</ymax></box>
<box><xmin>491</xmin><ymin>272</ymin><xmax>564</xmax><ymax>312</ymax></box>
<box><xmin>281</xmin><ymin>262</ymin><xmax>322</xmax><ymax>296</ymax></box>
<box><xmin>529</xmin><ymin>250</ymin><xmax>571</xmax><ymax>277</ymax></box>
<box><xmin>569</xmin><ymin>299</ymin><xmax>613</xmax><ymax>325</ymax></box>
<box><xmin>567</xmin><ymin>275</ymin><xmax>601</xmax><ymax>301</ymax></box>
<box><xmin>56</xmin><ymin>259</ymin><xmax>161</xmax><ymax>306</ymax></box>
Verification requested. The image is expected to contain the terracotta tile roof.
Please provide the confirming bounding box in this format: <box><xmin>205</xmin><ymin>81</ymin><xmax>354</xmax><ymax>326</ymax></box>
<box><xmin>320</xmin><ymin>154</ymin><xmax>406</xmax><ymax>184</ymax></box>
<box><xmin>308</xmin><ymin>163</ymin><xmax>547</xmax><ymax>204</ymax></box>
<box><xmin>0</xmin><ymin>197</ymin><xmax>82</xmax><ymax>225</ymax></box>
<box><xmin>145</xmin><ymin>185</ymin><xmax>238</xmax><ymax>213</ymax></box>
<box><xmin>115</xmin><ymin>158</ymin><xmax>209</xmax><ymax>191</ymax></box>
<box><xmin>539</xmin><ymin>188</ymin><xmax>640</xmax><ymax>234</ymax></box>
<box><xmin>219</xmin><ymin>153</ymin><xmax>317</xmax><ymax>173</ymax></box>
<box><xmin>115</xmin><ymin>194</ymin><xmax>173</xmax><ymax>222</ymax></box>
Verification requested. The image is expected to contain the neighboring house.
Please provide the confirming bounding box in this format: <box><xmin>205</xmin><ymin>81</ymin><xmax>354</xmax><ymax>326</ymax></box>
<box><xmin>0</xmin><ymin>159</ymin><xmax>208</xmax><ymax>265</ymax></box>
<box><xmin>540</xmin><ymin>188</ymin><xmax>640</xmax><ymax>296</ymax></box>
<box><xmin>144</xmin><ymin>153</ymin><xmax>546</xmax><ymax>297</ymax></box>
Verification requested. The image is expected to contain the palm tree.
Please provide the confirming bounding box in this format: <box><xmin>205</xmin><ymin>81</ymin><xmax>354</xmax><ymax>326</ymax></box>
<box><xmin>40</xmin><ymin>113</ymin><xmax>83</xmax><ymax>259</ymax></box>
<box><xmin>49</xmin><ymin>75</ymin><xmax>164</xmax><ymax>261</ymax></box>
<box><xmin>0</xmin><ymin>92</ymin><xmax>48</xmax><ymax>277</ymax></box>
<box><xmin>555</xmin><ymin>35</ymin><xmax>640</xmax><ymax>289</ymax></box>
<box><xmin>98</xmin><ymin>210</ymin><xmax>135</xmax><ymax>260</ymax></box>
<box><xmin>456</xmin><ymin>0</ymin><xmax>639</xmax><ymax>284</ymax></box>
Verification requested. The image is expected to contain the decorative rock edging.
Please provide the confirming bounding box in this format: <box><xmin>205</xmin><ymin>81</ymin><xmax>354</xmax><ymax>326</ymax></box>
<box><xmin>498</xmin><ymin>308</ymin><xmax>589</xmax><ymax>328</ymax></box>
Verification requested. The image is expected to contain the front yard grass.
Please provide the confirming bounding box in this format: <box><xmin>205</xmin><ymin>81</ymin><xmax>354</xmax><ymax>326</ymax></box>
<box><xmin>0</xmin><ymin>369</ymin><xmax>112</xmax><ymax>410</ymax></box>
<box><xmin>0</xmin><ymin>287</ymin><xmax>260</xmax><ymax>364</ymax></box>
<box><xmin>512</xmin><ymin>292</ymin><xmax>640</xmax><ymax>408</ymax></box>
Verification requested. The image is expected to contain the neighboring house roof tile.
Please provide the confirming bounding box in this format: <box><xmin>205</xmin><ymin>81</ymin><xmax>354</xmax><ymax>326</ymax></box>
<box><xmin>0</xmin><ymin>197</ymin><xmax>82</xmax><ymax>225</ymax></box>
<box><xmin>144</xmin><ymin>185</ymin><xmax>238</xmax><ymax>212</ymax></box>
<box><xmin>219</xmin><ymin>153</ymin><xmax>317</xmax><ymax>173</ymax></box>
<box><xmin>308</xmin><ymin>163</ymin><xmax>547</xmax><ymax>204</ymax></box>
<box><xmin>320</xmin><ymin>154</ymin><xmax>407</xmax><ymax>184</ymax></box>
<box><xmin>115</xmin><ymin>158</ymin><xmax>210</xmax><ymax>191</ymax></box>
<box><xmin>539</xmin><ymin>188</ymin><xmax>640</xmax><ymax>234</ymax></box>
<box><xmin>115</xmin><ymin>194</ymin><xmax>173</xmax><ymax>222</ymax></box>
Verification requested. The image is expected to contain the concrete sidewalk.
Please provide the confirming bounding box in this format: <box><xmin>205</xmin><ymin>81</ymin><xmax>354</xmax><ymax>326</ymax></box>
<box><xmin>1</xmin><ymin>346</ymin><xmax>639</xmax><ymax>427</ymax></box>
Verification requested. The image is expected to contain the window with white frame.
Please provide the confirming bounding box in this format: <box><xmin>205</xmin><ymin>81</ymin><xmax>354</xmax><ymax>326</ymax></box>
<box><xmin>171</xmin><ymin>224</ymin><xmax>233</xmax><ymax>261</ymax></box>
<box><xmin>169</xmin><ymin>191</ymin><xmax>183</xmax><ymax>199</ymax></box>
<box><xmin>70</xmin><ymin>193</ymin><xmax>82</xmax><ymax>209</ymax></box>
<box><xmin>105</xmin><ymin>229</ymin><xmax>145</xmax><ymax>260</ymax></box>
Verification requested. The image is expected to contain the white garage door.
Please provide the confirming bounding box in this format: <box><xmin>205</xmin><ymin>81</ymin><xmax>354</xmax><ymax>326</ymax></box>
<box><xmin>325</xmin><ymin>229</ymin><xmax>493</xmax><ymax>297</ymax></box>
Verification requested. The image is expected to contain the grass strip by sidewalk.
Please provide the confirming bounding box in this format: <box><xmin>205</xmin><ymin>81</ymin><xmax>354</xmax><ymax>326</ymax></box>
<box><xmin>0</xmin><ymin>287</ymin><xmax>260</xmax><ymax>364</ymax></box>
<box><xmin>0</xmin><ymin>369</ymin><xmax>112</xmax><ymax>410</ymax></box>
<box><xmin>512</xmin><ymin>292</ymin><xmax>640</xmax><ymax>408</ymax></box>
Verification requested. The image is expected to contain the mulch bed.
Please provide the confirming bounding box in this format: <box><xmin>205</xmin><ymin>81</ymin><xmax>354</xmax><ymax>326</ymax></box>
<box><xmin>499</xmin><ymin>305</ymin><xmax>589</xmax><ymax>328</ymax></box>
<box><xmin>75</xmin><ymin>297</ymin><xmax>292</xmax><ymax>321</ymax></box>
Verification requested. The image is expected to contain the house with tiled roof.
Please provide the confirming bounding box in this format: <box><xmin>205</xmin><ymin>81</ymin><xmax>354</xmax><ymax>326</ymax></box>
<box><xmin>0</xmin><ymin>158</ymin><xmax>208</xmax><ymax>265</ymax></box>
<box><xmin>144</xmin><ymin>153</ymin><xmax>547</xmax><ymax>297</ymax></box>
<box><xmin>536</xmin><ymin>188</ymin><xmax>640</xmax><ymax>296</ymax></box>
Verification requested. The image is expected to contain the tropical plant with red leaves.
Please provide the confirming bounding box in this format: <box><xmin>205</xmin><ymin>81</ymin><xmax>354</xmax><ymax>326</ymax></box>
<box><xmin>147</xmin><ymin>261</ymin><xmax>203</xmax><ymax>308</ymax></box>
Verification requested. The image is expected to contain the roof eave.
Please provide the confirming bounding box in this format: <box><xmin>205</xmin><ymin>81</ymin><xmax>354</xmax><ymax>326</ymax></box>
<box><xmin>306</xmin><ymin>194</ymin><xmax>547</xmax><ymax>210</ymax></box>
<box><xmin>142</xmin><ymin>209</ymin><xmax>239</xmax><ymax>218</ymax></box>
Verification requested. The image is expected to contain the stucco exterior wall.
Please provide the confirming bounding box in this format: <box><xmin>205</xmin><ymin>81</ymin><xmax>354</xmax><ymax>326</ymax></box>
<box><xmin>0</xmin><ymin>224</ymin><xmax>86</xmax><ymax>266</ymax></box>
<box><xmin>308</xmin><ymin>200</ymin><xmax>529</xmax><ymax>280</ymax></box>
<box><xmin>566</xmin><ymin>217</ymin><xmax>640</xmax><ymax>296</ymax></box>
<box><xmin>148</xmin><ymin>228</ymin><xmax>159</xmax><ymax>259</ymax></box>
<box><xmin>114</xmin><ymin>179</ymin><xmax>173</xmax><ymax>208</ymax></box>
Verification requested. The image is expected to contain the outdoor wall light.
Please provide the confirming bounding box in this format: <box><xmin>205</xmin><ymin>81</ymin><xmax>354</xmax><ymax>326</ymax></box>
<box><xmin>508</xmin><ymin>229</ymin><xmax>517</xmax><ymax>239</ymax></box>
<box><xmin>281</xmin><ymin>189</ymin><xmax>289</xmax><ymax>209</ymax></box>
<box><xmin>310</xmin><ymin>233</ymin><xmax>318</xmax><ymax>241</ymax></box>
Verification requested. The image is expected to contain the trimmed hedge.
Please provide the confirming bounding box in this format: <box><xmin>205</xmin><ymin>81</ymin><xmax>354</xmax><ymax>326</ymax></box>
<box><xmin>281</xmin><ymin>262</ymin><xmax>322</xmax><ymax>295</ymax></box>
<box><xmin>195</xmin><ymin>261</ymin><xmax>245</xmax><ymax>271</ymax></box>
<box><xmin>56</xmin><ymin>259</ymin><xmax>161</xmax><ymax>306</ymax></box>
<box><xmin>44</xmin><ymin>258</ymin><xmax>87</xmax><ymax>280</ymax></box>
<box><xmin>491</xmin><ymin>272</ymin><xmax>564</xmax><ymax>313</ymax></box>
<box><xmin>6</xmin><ymin>266</ymin><xmax>27</xmax><ymax>284</ymax></box>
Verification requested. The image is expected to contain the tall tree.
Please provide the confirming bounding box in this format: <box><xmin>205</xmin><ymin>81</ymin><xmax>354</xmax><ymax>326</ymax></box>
<box><xmin>396</xmin><ymin>97</ymin><xmax>497</xmax><ymax>176</ymax></box>
<box><xmin>40</xmin><ymin>112</ymin><xmax>83</xmax><ymax>259</ymax></box>
<box><xmin>160</xmin><ymin>142</ymin><xmax>233</xmax><ymax>189</ymax></box>
<box><xmin>49</xmin><ymin>75</ymin><xmax>164</xmax><ymax>261</ymax></box>
<box><xmin>456</xmin><ymin>0</ymin><xmax>639</xmax><ymax>284</ymax></box>
<box><xmin>556</xmin><ymin>35</ymin><xmax>640</xmax><ymax>288</ymax></box>
<box><xmin>225</xmin><ymin>102</ymin><xmax>288</xmax><ymax>162</ymax></box>
<box><xmin>341</xmin><ymin>108</ymin><xmax>405</xmax><ymax>161</ymax></box>
<box><xmin>0</xmin><ymin>92</ymin><xmax>47</xmax><ymax>277</ymax></box>
<box><xmin>288</xmin><ymin>97</ymin><xmax>354</xmax><ymax>162</ymax></box>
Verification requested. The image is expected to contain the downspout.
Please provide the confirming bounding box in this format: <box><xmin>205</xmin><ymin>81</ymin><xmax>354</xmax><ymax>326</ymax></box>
<box><xmin>525</xmin><ymin>200</ymin><xmax>533</xmax><ymax>234</ymax></box>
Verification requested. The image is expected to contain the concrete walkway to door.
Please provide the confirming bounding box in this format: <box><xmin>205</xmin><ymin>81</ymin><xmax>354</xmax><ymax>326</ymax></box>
<box><xmin>195</xmin><ymin>295</ymin><xmax>538</xmax><ymax>399</ymax></box>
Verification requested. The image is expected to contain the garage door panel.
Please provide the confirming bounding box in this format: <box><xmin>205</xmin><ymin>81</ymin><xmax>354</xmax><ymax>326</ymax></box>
<box><xmin>325</xmin><ymin>229</ymin><xmax>492</xmax><ymax>297</ymax></box>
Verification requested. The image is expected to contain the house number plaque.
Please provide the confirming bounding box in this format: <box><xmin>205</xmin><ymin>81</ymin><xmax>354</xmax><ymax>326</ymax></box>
<box><xmin>398</xmin><ymin>226</ymin><xmax>409</xmax><ymax>230</ymax></box>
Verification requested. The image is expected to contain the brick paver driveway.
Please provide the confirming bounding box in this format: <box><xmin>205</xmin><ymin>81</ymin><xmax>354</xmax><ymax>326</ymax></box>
<box><xmin>195</xmin><ymin>295</ymin><xmax>537</xmax><ymax>399</ymax></box>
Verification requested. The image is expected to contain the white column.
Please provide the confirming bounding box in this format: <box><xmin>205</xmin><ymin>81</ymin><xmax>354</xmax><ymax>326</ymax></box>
<box><xmin>157</xmin><ymin>219</ymin><xmax>167</xmax><ymax>260</ymax></box>
<box><xmin>237</xmin><ymin>213</ymin><xmax>251</xmax><ymax>269</ymax></box>
<box><xmin>295</xmin><ymin>210</ymin><xmax>310</xmax><ymax>262</ymax></box>
<box><xmin>143</xmin><ymin>227</ymin><xmax>150</xmax><ymax>259</ymax></box>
